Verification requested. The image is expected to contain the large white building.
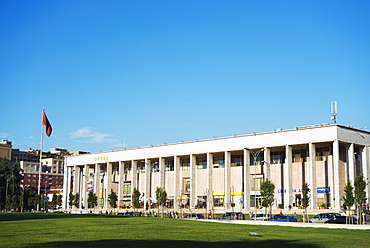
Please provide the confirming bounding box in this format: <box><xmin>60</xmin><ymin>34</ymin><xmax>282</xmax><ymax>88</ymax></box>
<box><xmin>63</xmin><ymin>124</ymin><xmax>370</xmax><ymax>212</ymax></box>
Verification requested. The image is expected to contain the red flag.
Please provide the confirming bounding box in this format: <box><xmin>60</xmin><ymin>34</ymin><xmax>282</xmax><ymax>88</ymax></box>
<box><xmin>42</xmin><ymin>110</ymin><xmax>53</xmax><ymax>137</ymax></box>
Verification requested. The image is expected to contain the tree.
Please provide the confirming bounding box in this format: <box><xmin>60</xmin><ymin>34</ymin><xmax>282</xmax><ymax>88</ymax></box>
<box><xmin>301</xmin><ymin>183</ymin><xmax>310</xmax><ymax>222</ymax></box>
<box><xmin>354</xmin><ymin>174</ymin><xmax>367</xmax><ymax>224</ymax></box>
<box><xmin>68</xmin><ymin>192</ymin><xmax>75</xmax><ymax>209</ymax></box>
<box><xmin>108</xmin><ymin>190</ymin><xmax>118</xmax><ymax>211</ymax></box>
<box><xmin>51</xmin><ymin>193</ymin><xmax>58</xmax><ymax>208</ymax></box>
<box><xmin>0</xmin><ymin>158</ymin><xmax>10</xmax><ymax>210</ymax></box>
<box><xmin>87</xmin><ymin>192</ymin><xmax>98</xmax><ymax>210</ymax></box>
<box><xmin>342</xmin><ymin>181</ymin><xmax>354</xmax><ymax>208</ymax></box>
<box><xmin>132</xmin><ymin>188</ymin><xmax>141</xmax><ymax>211</ymax></box>
<box><xmin>156</xmin><ymin>187</ymin><xmax>167</xmax><ymax>217</ymax></box>
<box><xmin>73</xmin><ymin>193</ymin><xmax>79</xmax><ymax>208</ymax></box>
<box><xmin>25</xmin><ymin>185</ymin><xmax>39</xmax><ymax>211</ymax></box>
<box><xmin>56</xmin><ymin>194</ymin><xmax>62</xmax><ymax>208</ymax></box>
<box><xmin>260</xmin><ymin>179</ymin><xmax>275</xmax><ymax>220</ymax></box>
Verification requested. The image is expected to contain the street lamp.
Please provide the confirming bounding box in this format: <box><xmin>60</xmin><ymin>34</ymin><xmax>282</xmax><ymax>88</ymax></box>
<box><xmin>244</xmin><ymin>148</ymin><xmax>264</xmax><ymax>221</ymax></box>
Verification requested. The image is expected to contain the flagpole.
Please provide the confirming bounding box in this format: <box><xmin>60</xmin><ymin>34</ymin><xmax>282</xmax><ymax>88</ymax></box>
<box><xmin>37</xmin><ymin>108</ymin><xmax>45</xmax><ymax>212</ymax></box>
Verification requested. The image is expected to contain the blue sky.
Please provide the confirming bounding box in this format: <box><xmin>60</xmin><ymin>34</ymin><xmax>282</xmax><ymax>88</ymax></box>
<box><xmin>1</xmin><ymin>1</ymin><xmax>369</xmax><ymax>153</ymax></box>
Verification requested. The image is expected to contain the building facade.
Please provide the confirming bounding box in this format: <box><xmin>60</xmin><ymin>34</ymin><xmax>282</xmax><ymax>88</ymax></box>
<box><xmin>62</xmin><ymin>124</ymin><xmax>370</xmax><ymax>212</ymax></box>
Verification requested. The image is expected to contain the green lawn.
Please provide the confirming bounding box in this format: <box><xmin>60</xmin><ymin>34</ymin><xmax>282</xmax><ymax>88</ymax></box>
<box><xmin>0</xmin><ymin>213</ymin><xmax>368</xmax><ymax>248</ymax></box>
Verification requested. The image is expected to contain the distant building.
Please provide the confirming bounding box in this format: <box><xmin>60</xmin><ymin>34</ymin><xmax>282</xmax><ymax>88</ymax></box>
<box><xmin>0</xmin><ymin>140</ymin><xmax>12</xmax><ymax>161</ymax></box>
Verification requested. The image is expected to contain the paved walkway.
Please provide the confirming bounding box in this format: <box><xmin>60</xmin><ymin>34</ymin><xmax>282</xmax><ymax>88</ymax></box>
<box><xmin>201</xmin><ymin>219</ymin><xmax>370</xmax><ymax>230</ymax></box>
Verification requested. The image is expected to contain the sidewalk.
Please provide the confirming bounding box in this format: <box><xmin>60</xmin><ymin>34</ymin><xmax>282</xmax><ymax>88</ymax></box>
<box><xmin>201</xmin><ymin>219</ymin><xmax>370</xmax><ymax>230</ymax></box>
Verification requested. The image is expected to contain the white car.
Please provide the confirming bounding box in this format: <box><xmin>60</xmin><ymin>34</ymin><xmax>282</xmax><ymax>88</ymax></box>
<box><xmin>308</xmin><ymin>213</ymin><xmax>341</xmax><ymax>223</ymax></box>
<box><xmin>250</xmin><ymin>214</ymin><xmax>269</xmax><ymax>221</ymax></box>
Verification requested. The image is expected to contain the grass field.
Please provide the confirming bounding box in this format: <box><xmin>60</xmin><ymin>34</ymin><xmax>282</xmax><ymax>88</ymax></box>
<box><xmin>0</xmin><ymin>213</ymin><xmax>368</xmax><ymax>248</ymax></box>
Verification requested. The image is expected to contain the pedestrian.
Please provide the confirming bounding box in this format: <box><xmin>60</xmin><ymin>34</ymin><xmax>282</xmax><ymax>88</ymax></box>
<box><xmin>280</xmin><ymin>210</ymin><xmax>283</xmax><ymax>215</ymax></box>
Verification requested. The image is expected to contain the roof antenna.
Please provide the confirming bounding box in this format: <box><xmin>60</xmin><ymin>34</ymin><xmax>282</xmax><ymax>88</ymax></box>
<box><xmin>331</xmin><ymin>101</ymin><xmax>338</xmax><ymax>124</ymax></box>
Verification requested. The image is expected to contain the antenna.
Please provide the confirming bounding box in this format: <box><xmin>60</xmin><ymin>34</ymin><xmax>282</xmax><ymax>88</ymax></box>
<box><xmin>330</xmin><ymin>101</ymin><xmax>338</xmax><ymax>124</ymax></box>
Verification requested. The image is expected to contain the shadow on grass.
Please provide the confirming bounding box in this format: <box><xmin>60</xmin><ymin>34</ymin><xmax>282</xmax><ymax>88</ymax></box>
<box><xmin>28</xmin><ymin>238</ymin><xmax>320</xmax><ymax>248</ymax></box>
<box><xmin>0</xmin><ymin>212</ymin><xmax>132</xmax><ymax>222</ymax></box>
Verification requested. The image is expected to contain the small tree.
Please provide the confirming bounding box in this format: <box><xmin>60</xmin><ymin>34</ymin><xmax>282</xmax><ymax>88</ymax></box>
<box><xmin>108</xmin><ymin>190</ymin><xmax>118</xmax><ymax>212</ymax></box>
<box><xmin>260</xmin><ymin>179</ymin><xmax>275</xmax><ymax>220</ymax></box>
<box><xmin>301</xmin><ymin>183</ymin><xmax>310</xmax><ymax>222</ymax></box>
<box><xmin>354</xmin><ymin>174</ymin><xmax>367</xmax><ymax>224</ymax></box>
<box><xmin>342</xmin><ymin>180</ymin><xmax>354</xmax><ymax>223</ymax></box>
<box><xmin>73</xmin><ymin>193</ymin><xmax>79</xmax><ymax>208</ymax></box>
<box><xmin>87</xmin><ymin>192</ymin><xmax>97</xmax><ymax>211</ymax></box>
<box><xmin>132</xmin><ymin>188</ymin><xmax>141</xmax><ymax>212</ymax></box>
<box><xmin>68</xmin><ymin>192</ymin><xmax>75</xmax><ymax>210</ymax></box>
<box><xmin>156</xmin><ymin>187</ymin><xmax>167</xmax><ymax>217</ymax></box>
<box><xmin>56</xmin><ymin>194</ymin><xmax>62</xmax><ymax>208</ymax></box>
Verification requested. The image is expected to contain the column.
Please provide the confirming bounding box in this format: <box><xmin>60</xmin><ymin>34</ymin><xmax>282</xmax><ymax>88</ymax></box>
<box><xmin>362</xmin><ymin>146</ymin><xmax>370</xmax><ymax>203</ymax></box>
<box><xmin>264</xmin><ymin>147</ymin><xmax>271</xmax><ymax>179</ymax></box>
<box><xmin>82</xmin><ymin>164</ymin><xmax>88</xmax><ymax>209</ymax></box>
<box><xmin>94</xmin><ymin>163</ymin><xmax>100</xmax><ymax>196</ymax></box>
<box><xmin>190</xmin><ymin>154</ymin><xmax>196</xmax><ymax>208</ymax></box>
<box><xmin>160</xmin><ymin>157</ymin><xmax>165</xmax><ymax>188</ymax></box>
<box><xmin>333</xmin><ymin>140</ymin><xmax>341</xmax><ymax>209</ymax></box>
<box><xmin>243</xmin><ymin>149</ymin><xmax>251</xmax><ymax>210</ymax></box>
<box><xmin>348</xmin><ymin>143</ymin><xmax>355</xmax><ymax>183</ymax></box>
<box><xmin>174</xmin><ymin>156</ymin><xmax>180</xmax><ymax>209</ymax></box>
<box><xmin>118</xmin><ymin>161</ymin><xmax>124</xmax><ymax>207</ymax></box>
<box><xmin>106</xmin><ymin>162</ymin><xmax>112</xmax><ymax>208</ymax></box>
<box><xmin>309</xmin><ymin>143</ymin><xmax>317</xmax><ymax>209</ymax></box>
<box><xmin>62</xmin><ymin>163</ymin><xmax>70</xmax><ymax>209</ymax></box>
<box><xmin>131</xmin><ymin>160</ymin><xmax>138</xmax><ymax>194</ymax></box>
<box><xmin>224</xmin><ymin>151</ymin><xmax>231</xmax><ymax>209</ymax></box>
<box><xmin>284</xmin><ymin>145</ymin><xmax>293</xmax><ymax>208</ymax></box>
<box><xmin>73</xmin><ymin>165</ymin><xmax>78</xmax><ymax>195</ymax></box>
<box><xmin>207</xmin><ymin>152</ymin><xmax>213</xmax><ymax>212</ymax></box>
<box><xmin>145</xmin><ymin>158</ymin><xmax>151</xmax><ymax>203</ymax></box>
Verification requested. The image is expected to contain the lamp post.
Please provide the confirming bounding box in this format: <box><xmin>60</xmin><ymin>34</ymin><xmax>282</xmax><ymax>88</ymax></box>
<box><xmin>244</xmin><ymin>148</ymin><xmax>264</xmax><ymax>221</ymax></box>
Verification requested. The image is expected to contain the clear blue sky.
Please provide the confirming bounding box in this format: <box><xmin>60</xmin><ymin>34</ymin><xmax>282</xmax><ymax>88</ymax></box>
<box><xmin>1</xmin><ymin>1</ymin><xmax>369</xmax><ymax>153</ymax></box>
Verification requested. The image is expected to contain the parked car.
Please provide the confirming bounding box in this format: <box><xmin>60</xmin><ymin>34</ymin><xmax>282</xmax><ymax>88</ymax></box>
<box><xmin>250</xmin><ymin>214</ymin><xmax>269</xmax><ymax>221</ymax></box>
<box><xmin>308</xmin><ymin>213</ymin><xmax>341</xmax><ymax>223</ymax></box>
<box><xmin>218</xmin><ymin>212</ymin><xmax>245</xmax><ymax>220</ymax></box>
<box><xmin>182</xmin><ymin>213</ymin><xmax>204</xmax><ymax>219</ymax></box>
<box><xmin>270</xmin><ymin>215</ymin><xmax>297</xmax><ymax>222</ymax></box>
<box><xmin>325</xmin><ymin>216</ymin><xmax>357</xmax><ymax>224</ymax></box>
<box><xmin>117</xmin><ymin>212</ymin><xmax>135</xmax><ymax>216</ymax></box>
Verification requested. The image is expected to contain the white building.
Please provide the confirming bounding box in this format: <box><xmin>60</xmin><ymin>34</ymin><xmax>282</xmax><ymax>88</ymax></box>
<box><xmin>63</xmin><ymin>124</ymin><xmax>370</xmax><ymax>212</ymax></box>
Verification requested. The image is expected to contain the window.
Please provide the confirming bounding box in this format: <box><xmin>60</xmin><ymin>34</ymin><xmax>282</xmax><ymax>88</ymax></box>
<box><xmin>180</xmin><ymin>158</ymin><xmax>190</xmax><ymax>171</ymax></box>
<box><xmin>231</xmin><ymin>154</ymin><xmax>243</xmax><ymax>167</ymax></box>
<box><xmin>316</xmin><ymin>147</ymin><xmax>330</xmax><ymax>161</ymax></box>
<box><xmin>214</xmin><ymin>196</ymin><xmax>224</xmax><ymax>207</ymax></box>
<box><xmin>293</xmin><ymin>149</ymin><xmax>306</xmax><ymax>163</ymax></box>
<box><xmin>165</xmin><ymin>162</ymin><xmax>174</xmax><ymax>171</ymax></box>
<box><xmin>123</xmin><ymin>184</ymin><xmax>131</xmax><ymax>195</ymax></box>
<box><xmin>196</xmin><ymin>157</ymin><xmax>207</xmax><ymax>169</ymax></box>
<box><xmin>250</xmin><ymin>152</ymin><xmax>264</xmax><ymax>165</ymax></box>
<box><xmin>270</xmin><ymin>151</ymin><xmax>285</xmax><ymax>164</ymax></box>
<box><xmin>213</xmin><ymin>155</ymin><xmax>225</xmax><ymax>168</ymax></box>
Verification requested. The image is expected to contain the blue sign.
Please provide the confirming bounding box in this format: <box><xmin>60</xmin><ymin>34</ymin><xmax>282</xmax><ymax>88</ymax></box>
<box><xmin>317</xmin><ymin>187</ymin><xmax>330</xmax><ymax>193</ymax></box>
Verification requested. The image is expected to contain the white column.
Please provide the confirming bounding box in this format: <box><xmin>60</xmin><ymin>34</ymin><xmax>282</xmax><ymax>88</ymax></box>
<box><xmin>207</xmin><ymin>152</ymin><xmax>213</xmax><ymax>212</ymax></box>
<box><xmin>62</xmin><ymin>161</ymin><xmax>69</xmax><ymax>209</ymax></box>
<box><xmin>284</xmin><ymin>145</ymin><xmax>293</xmax><ymax>209</ymax></box>
<box><xmin>190</xmin><ymin>154</ymin><xmax>196</xmax><ymax>208</ymax></box>
<box><xmin>118</xmin><ymin>161</ymin><xmax>123</xmax><ymax>207</ymax></box>
<box><xmin>244</xmin><ymin>149</ymin><xmax>251</xmax><ymax>210</ymax></box>
<box><xmin>309</xmin><ymin>143</ymin><xmax>317</xmax><ymax>209</ymax></box>
<box><xmin>131</xmin><ymin>160</ymin><xmax>138</xmax><ymax>194</ymax></box>
<box><xmin>174</xmin><ymin>156</ymin><xmax>180</xmax><ymax>209</ymax></box>
<box><xmin>333</xmin><ymin>140</ymin><xmax>341</xmax><ymax>209</ymax></box>
<box><xmin>264</xmin><ymin>147</ymin><xmax>271</xmax><ymax>179</ymax></box>
<box><xmin>348</xmin><ymin>143</ymin><xmax>355</xmax><ymax>184</ymax></box>
<box><xmin>106</xmin><ymin>162</ymin><xmax>112</xmax><ymax>208</ymax></box>
<box><xmin>160</xmin><ymin>157</ymin><xmax>165</xmax><ymax>189</ymax></box>
<box><xmin>362</xmin><ymin>147</ymin><xmax>370</xmax><ymax>204</ymax></box>
<box><xmin>94</xmin><ymin>163</ymin><xmax>100</xmax><ymax>197</ymax></box>
<box><xmin>224</xmin><ymin>151</ymin><xmax>231</xmax><ymax>209</ymax></box>
<box><xmin>82</xmin><ymin>164</ymin><xmax>88</xmax><ymax>209</ymax></box>
<box><xmin>73</xmin><ymin>165</ymin><xmax>78</xmax><ymax>195</ymax></box>
<box><xmin>145</xmin><ymin>158</ymin><xmax>151</xmax><ymax>203</ymax></box>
